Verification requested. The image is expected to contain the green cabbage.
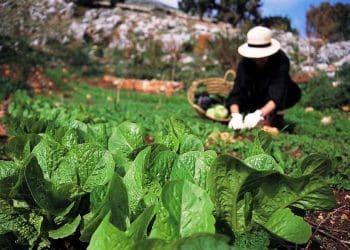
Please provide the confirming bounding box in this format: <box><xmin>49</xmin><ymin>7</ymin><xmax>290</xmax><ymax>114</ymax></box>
<box><xmin>206</xmin><ymin>105</ymin><xmax>228</xmax><ymax>119</ymax></box>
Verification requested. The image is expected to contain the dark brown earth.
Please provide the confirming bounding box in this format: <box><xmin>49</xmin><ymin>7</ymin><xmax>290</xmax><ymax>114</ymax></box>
<box><xmin>304</xmin><ymin>189</ymin><xmax>350</xmax><ymax>250</ymax></box>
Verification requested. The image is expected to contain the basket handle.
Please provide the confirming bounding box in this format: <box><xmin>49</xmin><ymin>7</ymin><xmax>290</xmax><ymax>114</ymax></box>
<box><xmin>223</xmin><ymin>70</ymin><xmax>236</xmax><ymax>84</ymax></box>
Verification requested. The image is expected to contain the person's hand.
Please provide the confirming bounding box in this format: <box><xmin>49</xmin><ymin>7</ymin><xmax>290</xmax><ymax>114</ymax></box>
<box><xmin>244</xmin><ymin>110</ymin><xmax>264</xmax><ymax>129</ymax></box>
<box><xmin>228</xmin><ymin>113</ymin><xmax>244</xmax><ymax>130</ymax></box>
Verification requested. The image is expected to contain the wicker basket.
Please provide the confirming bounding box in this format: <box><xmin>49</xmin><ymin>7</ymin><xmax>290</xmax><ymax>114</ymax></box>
<box><xmin>187</xmin><ymin>70</ymin><xmax>236</xmax><ymax>122</ymax></box>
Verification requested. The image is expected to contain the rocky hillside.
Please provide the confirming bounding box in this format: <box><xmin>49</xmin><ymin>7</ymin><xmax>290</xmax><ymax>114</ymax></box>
<box><xmin>5</xmin><ymin>0</ymin><xmax>350</xmax><ymax>77</ymax></box>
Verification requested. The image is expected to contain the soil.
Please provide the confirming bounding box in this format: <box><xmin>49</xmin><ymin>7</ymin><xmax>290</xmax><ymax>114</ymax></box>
<box><xmin>304</xmin><ymin>189</ymin><xmax>350</xmax><ymax>250</ymax></box>
<box><xmin>75</xmin><ymin>74</ymin><xmax>184</xmax><ymax>96</ymax></box>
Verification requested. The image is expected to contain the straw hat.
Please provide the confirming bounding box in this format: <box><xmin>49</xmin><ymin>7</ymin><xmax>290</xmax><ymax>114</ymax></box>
<box><xmin>238</xmin><ymin>26</ymin><xmax>280</xmax><ymax>58</ymax></box>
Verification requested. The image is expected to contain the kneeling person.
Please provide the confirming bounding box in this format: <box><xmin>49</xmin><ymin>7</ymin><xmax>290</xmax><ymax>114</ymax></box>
<box><xmin>227</xmin><ymin>26</ymin><xmax>301</xmax><ymax>130</ymax></box>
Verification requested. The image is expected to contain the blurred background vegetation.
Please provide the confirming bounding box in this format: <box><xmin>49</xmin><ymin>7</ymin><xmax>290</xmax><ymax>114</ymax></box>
<box><xmin>177</xmin><ymin>0</ymin><xmax>350</xmax><ymax>39</ymax></box>
<box><xmin>0</xmin><ymin>0</ymin><xmax>349</xmax><ymax>101</ymax></box>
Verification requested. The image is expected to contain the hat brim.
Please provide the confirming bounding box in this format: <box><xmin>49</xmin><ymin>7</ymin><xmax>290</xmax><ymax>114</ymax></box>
<box><xmin>238</xmin><ymin>39</ymin><xmax>280</xmax><ymax>58</ymax></box>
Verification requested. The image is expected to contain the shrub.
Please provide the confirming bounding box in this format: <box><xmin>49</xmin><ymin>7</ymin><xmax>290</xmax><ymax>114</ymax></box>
<box><xmin>208</xmin><ymin>31</ymin><xmax>245</xmax><ymax>71</ymax></box>
<box><xmin>0</xmin><ymin>77</ymin><xmax>26</xmax><ymax>101</ymax></box>
<box><xmin>45</xmin><ymin>67</ymin><xmax>72</xmax><ymax>91</ymax></box>
<box><xmin>301</xmin><ymin>64</ymin><xmax>350</xmax><ymax>110</ymax></box>
<box><xmin>306</xmin><ymin>2</ymin><xmax>350</xmax><ymax>42</ymax></box>
<box><xmin>0</xmin><ymin>36</ymin><xmax>50</xmax><ymax>82</ymax></box>
<box><xmin>260</xmin><ymin>16</ymin><xmax>298</xmax><ymax>34</ymax></box>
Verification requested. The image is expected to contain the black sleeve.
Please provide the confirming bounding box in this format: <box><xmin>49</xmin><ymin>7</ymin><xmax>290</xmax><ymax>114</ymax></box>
<box><xmin>226</xmin><ymin>61</ymin><xmax>248</xmax><ymax>108</ymax></box>
<box><xmin>267</xmin><ymin>54</ymin><xmax>291</xmax><ymax>109</ymax></box>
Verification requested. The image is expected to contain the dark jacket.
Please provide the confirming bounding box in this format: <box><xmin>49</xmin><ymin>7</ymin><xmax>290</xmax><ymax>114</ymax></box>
<box><xmin>227</xmin><ymin>50</ymin><xmax>301</xmax><ymax>113</ymax></box>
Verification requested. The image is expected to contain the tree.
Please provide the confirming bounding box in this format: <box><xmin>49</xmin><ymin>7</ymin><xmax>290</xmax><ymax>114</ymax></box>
<box><xmin>178</xmin><ymin>0</ymin><xmax>216</xmax><ymax>20</ymax></box>
<box><xmin>178</xmin><ymin>0</ymin><xmax>262</xmax><ymax>26</ymax></box>
<box><xmin>306</xmin><ymin>2</ymin><xmax>350</xmax><ymax>42</ymax></box>
<box><xmin>260</xmin><ymin>16</ymin><xmax>298</xmax><ymax>34</ymax></box>
<box><xmin>74</xmin><ymin>0</ymin><xmax>124</xmax><ymax>7</ymax></box>
<box><xmin>0</xmin><ymin>0</ymin><xmax>36</xmax><ymax>38</ymax></box>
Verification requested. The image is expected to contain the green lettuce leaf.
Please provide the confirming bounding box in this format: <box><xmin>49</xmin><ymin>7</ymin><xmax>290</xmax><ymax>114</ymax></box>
<box><xmin>108</xmin><ymin>122</ymin><xmax>145</xmax><ymax>165</ymax></box>
<box><xmin>88</xmin><ymin>206</ymin><xmax>155</xmax><ymax>250</ymax></box>
<box><xmin>171</xmin><ymin>150</ymin><xmax>217</xmax><ymax>190</ymax></box>
<box><xmin>150</xmin><ymin>180</ymin><xmax>215</xmax><ymax>241</ymax></box>
<box><xmin>207</xmin><ymin>155</ymin><xmax>255</xmax><ymax>233</ymax></box>
<box><xmin>133</xmin><ymin>233</ymin><xmax>231</xmax><ymax>250</ymax></box>
<box><xmin>179</xmin><ymin>134</ymin><xmax>204</xmax><ymax>154</ymax></box>
<box><xmin>253</xmin><ymin>174</ymin><xmax>335</xmax><ymax>225</ymax></box>
<box><xmin>209</xmin><ymin>152</ymin><xmax>334</xmax><ymax>244</ymax></box>
<box><xmin>246</xmin><ymin>131</ymin><xmax>272</xmax><ymax>158</ymax></box>
<box><xmin>155</xmin><ymin>118</ymin><xmax>190</xmax><ymax>152</ymax></box>
<box><xmin>49</xmin><ymin>125</ymin><xmax>79</xmax><ymax>149</ymax></box>
<box><xmin>171</xmin><ymin>233</ymin><xmax>231</xmax><ymax>250</ymax></box>
<box><xmin>32</xmin><ymin>134</ymin><xmax>66</xmax><ymax>180</ymax></box>
<box><xmin>24</xmin><ymin>156</ymin><xmax>72</xmax><ymax>215</ymax></box>
<box><xmin>5</xmin><ymin>134</ymin><xmax>41</xmax><ymax>162</ymax></box>
<box><xmin>131</xmin><ymin>239</ymin><xmax>169</xmax><ymax>250</ymax></box>
<box><xmin>48</xmin><ymin>215</ymin><xmax>81</xmax><ymax>239</ymax></box>
<box><xmin>124</xmin><ymin>146</ymin><xmax>151</xmax><ymax>216</ymax></box>
<box><xmin>300</xmin><ymin>153</ymin><xmax>332</xmax><ymax>176</ymax></box>
<box><xmin>0</xmin><ymin>160</ymin><xmax>20</xmax><ymax>198</ymax></box>
<box><xmin>80</xmin><ymin>173</ymin><xmax>129</xmax><ymax>242</ymax></box>
<box><xmin>52</xmin><ymin>143</ymin><xmax>115</xmax><ymax>194</ymax></box>
<box><xmin>262</xmin><ymin>208</ymin><xmax>311</xmax><ymax>244</ymax></box>
<box><xmin>244</xmin><ymin>154</ymin><xmax>284</xmax><ymax>173</ymax></box>
<box><xmin>0</xmin><ymin>199</ymin><xmax>43</xmax><ymax>247</ymax></box>
<box><xmin>150</xmin><ymin>150</ymin><xmax>178</xmax><ymax>186</ymax></box>
<box><xmin>87</xmin><ymin>212</ymin><xmax>130</xmax><ymax>250</ymax></box>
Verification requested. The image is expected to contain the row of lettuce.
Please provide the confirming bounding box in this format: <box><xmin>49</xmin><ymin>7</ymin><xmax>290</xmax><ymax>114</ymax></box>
<box><xmin>0</xmin><ymin>91</ymin><xmax>336</xmax><ymax>249</ymax></box>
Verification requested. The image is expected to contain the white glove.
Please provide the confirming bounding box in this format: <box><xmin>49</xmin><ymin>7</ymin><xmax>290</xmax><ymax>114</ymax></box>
<box><xmin>243</xmin><ymin>110</ymin><xmax>264</xmax><ymax>129</ymax></box>
<box><xmin>228</xmin><ymin>113</ymin><xmax>244</xmax><ymax>130</ymax></box>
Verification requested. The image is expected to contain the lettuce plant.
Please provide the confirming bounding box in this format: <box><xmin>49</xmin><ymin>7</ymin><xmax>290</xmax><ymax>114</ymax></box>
<box><xmin>208</xmin><ymin>133</ymin><xmax>335</xmax><ymax>244</ymax></box>
<box><xmin>0</xmin><ymin>118</ymin><xmax>336</xmax><ymax>249</ymax></box>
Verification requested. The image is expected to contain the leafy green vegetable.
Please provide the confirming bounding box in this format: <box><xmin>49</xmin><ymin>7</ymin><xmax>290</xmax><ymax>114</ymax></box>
<box><xmin>80</xmin><ymin>173</ymin><xmax>129</xmax><ymax>242</ymax></box>
<box><xmin>0</xmin><ymin>160</ymin><xmax>20</xmax><ymax>198</ymax></box>
<box><xmin>0</xmin><ymin>199</ymin><xmax>43</xmax><ymax>248</ymax></box>
<box><xmin>234</xmin><ymin>229</ymin><xmax>270</xmax><ymax>250</ymax></box>
<box><xmin>208</xmin><ymin>155</ymin><xmax>257</xmax><ymax>234</ymax></box>
<box><xmin>32</xmin><ymin>134</ymin><xmax>66</xmax><ymax>180</ymax></box>
<box><xmin>179</xmin><ymin>134</ymin><xmax>204</xmax><ymax>154</ymax></box>
<box><xmin>171</xmin><ymin>233</ymin><xmax>231</xmax><ymax>250</ymax></box>
<box><xmin>155</xmin><ymin>118</ymin><xmax>191</xmax><ymax>152</ymax></box>
<box><xmin>208</xmin><ymin>153</ymin><xmax>335</xmax><ymax>244</ymax></box>
<box><xmin>52</xmin><ymin>143</ymin><xmax>115</xmax><ymax>194</ymax></box>
<box><xmin>150</xmin><ymin>150</ymin><xmax>178</xmax><ymax>186</ymax></box>
<box><xmin>5</xmin><ymin>134</ymin><xmax>41</xmax><ymax>162</ymax></box>
<box><xmin>48</xmin><ymin>215</ymin><xmax>81</xmax><ymax>239</ymax></box>
<box><xmin>87</xmin><ymin>212</ymin><xmax>132</xmax><ymax>250</ymax></box>
<box><xmin>124</xmin><ymin>146</ymin><xmax>151</xmax><ymax>216</ymax></box>
<box><xmin>150</xmin><ymin>180</ymin><xmax>215</xmax><ymax>241</ymax></box>
<box><xmin>2</xmin><ymin>85</ymin><xmax>342</xmax><ymax>248</ymax></box>
<box><xmin>262</xmin><ymin>208</ymin><xmax>311</xmax><ymax>244</ymax></box>
<box><xmin>171</xmin><ymin>150</ymin><xmax>217</xmax><ymax>189</ymax></box>
<box><xmin>206</xmin><ymin>105</ymin><xmax>229</xmax><ymax>119</ymax></box>
<box><xmin>244</xmin><ymin>154</ymin><xmax>283</xmax><ymax>173</ymax></box>
<box><xmin>88</xmin><ymin>205</ymin><xmax>155</xmax><ymax>250</ymax></box>
<box><xmin>24</xmin><ymin>156</ymin><xmax>73</xmax><ymax>215</ymax></box>
<box><xmin>108</xmin><ymin>121</ymin><xmax>145</xmax><ymax>166</ymax></box>
<box><xmin>133</xmin><ymin>233</ymin><xmax>231</xmax><ymax>250</ymax></box>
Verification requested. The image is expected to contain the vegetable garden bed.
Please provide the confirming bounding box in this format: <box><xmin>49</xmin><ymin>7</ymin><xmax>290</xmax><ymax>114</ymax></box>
<box><xmin>0</xmin><ymin>68</ymin><xmax>349</xmax><ymax>249</ymax></box>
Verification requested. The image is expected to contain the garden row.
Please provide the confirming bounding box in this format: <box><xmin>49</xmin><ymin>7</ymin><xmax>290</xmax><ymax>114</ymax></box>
<box><xmin>0</xmin><ymin>75</ymin><xmax>348</xmax><ymax>248</ymax></box>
